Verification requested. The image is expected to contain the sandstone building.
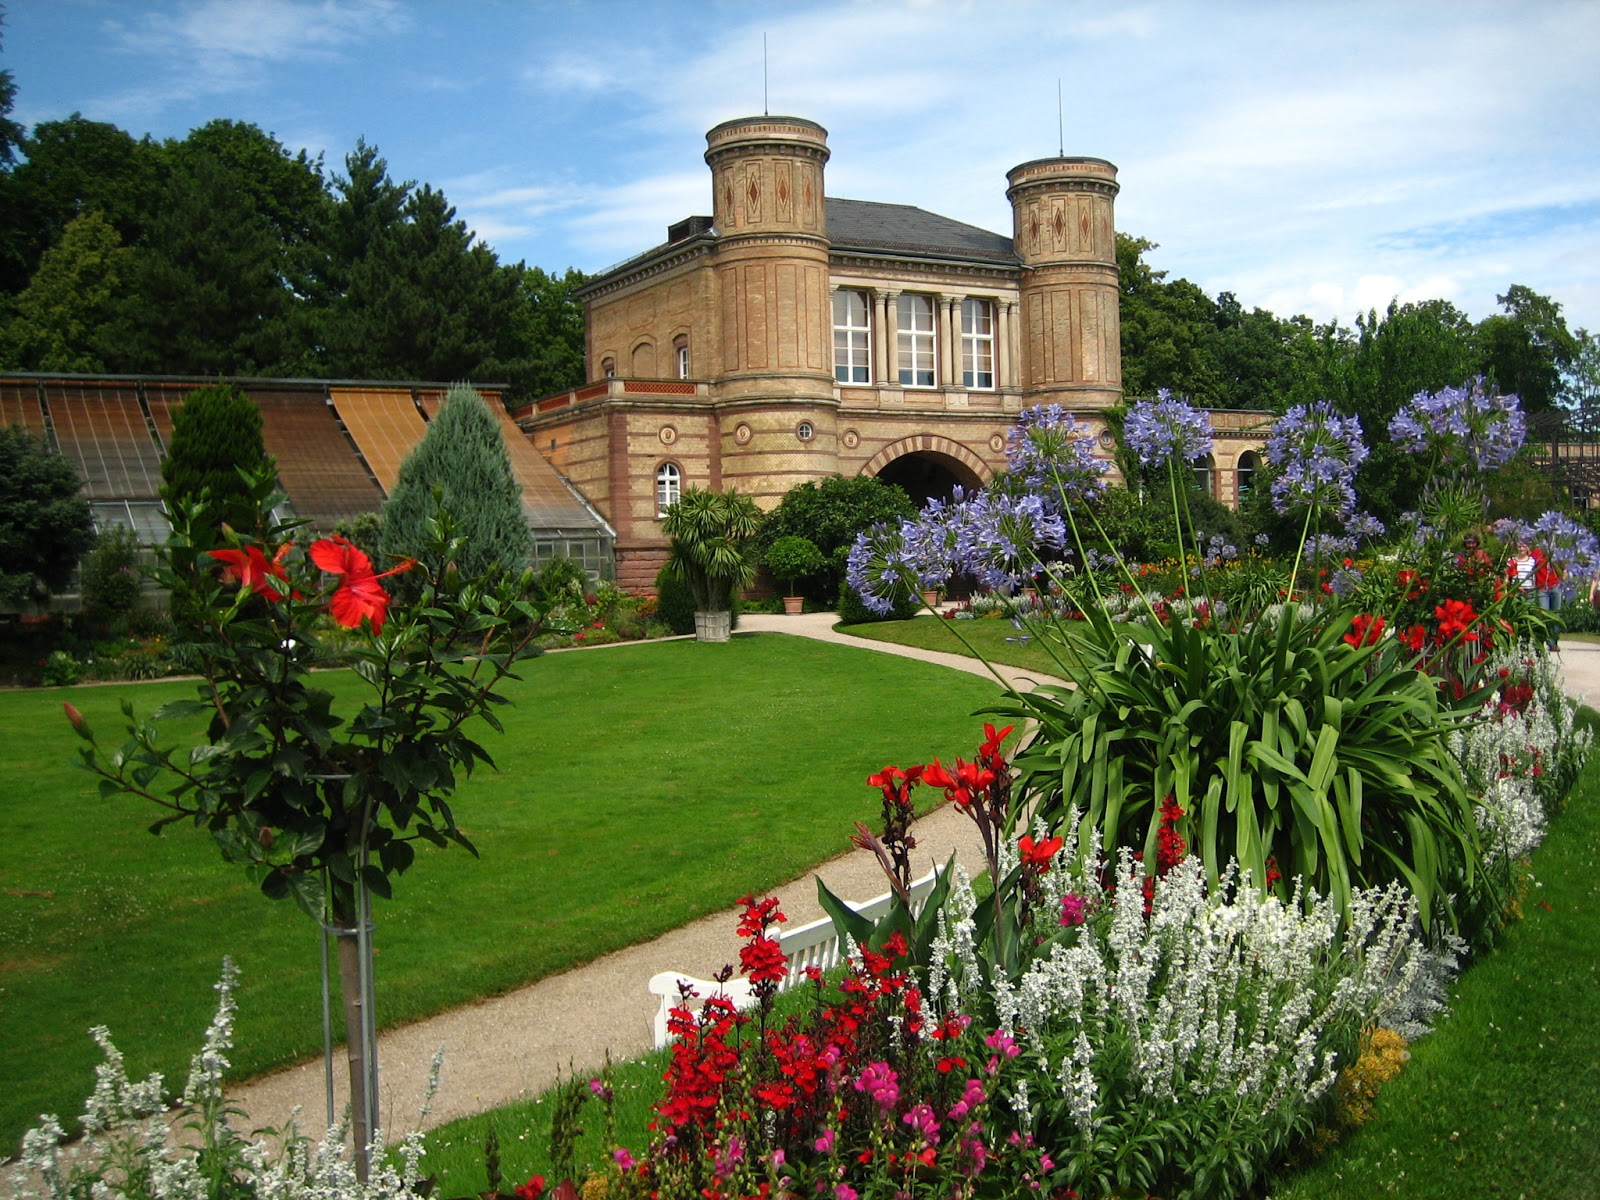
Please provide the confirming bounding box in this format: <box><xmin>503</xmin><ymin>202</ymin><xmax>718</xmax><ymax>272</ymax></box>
<box><xmin>513</xmin><ymin>114</ymin><xmax>1270</xmax><ymax>592</ymax></box>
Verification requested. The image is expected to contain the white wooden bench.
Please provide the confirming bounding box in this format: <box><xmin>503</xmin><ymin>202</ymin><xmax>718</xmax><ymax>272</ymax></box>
<box><xmin>647</xmin><ymin>867</ymin><xmax>943</xmax><ymax>1048</ymax></box>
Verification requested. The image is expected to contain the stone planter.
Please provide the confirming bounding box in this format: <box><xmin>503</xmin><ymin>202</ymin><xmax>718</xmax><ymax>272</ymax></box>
<box><xmin>783</xmin><ymin>595</ymin><xmax>805</xmax><ymax>615</ymax></box>
<box><xmin>694</xmin><ymin>610</ymin><xmax>733</xmax><ymax>642</ymax></box>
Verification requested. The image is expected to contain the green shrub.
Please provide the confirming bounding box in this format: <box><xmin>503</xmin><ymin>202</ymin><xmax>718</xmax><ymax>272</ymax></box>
<box><xmin>838</xmin><ymin>577</ymin><xmax>917</xmax><ymax>624</ymax></box>
<box><xmin>40</xmin><ymin>649</ymin><xmax>81</xmax><ymax>687</ymax></box>
<box><xmin>159</xmin><ymin>383</ymin><xmax>271</xmax><ymax>544</ymax></box>
<box><xmin>654</xmin><ymin>566</ymin><xmax>697</xmax><ymax>635</ymax></box>
<box><xmin>763</xmin><ymin>476</ymin><xmax>915</xmax><ymax>601</ymax></box>
<box><xmin>79</xmin><ymin>527</ymin><xmax>144</xmax><ymax>631</ymax></box>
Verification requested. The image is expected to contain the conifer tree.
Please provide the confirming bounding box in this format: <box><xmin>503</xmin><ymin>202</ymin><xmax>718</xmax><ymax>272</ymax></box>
<box><xmin>159</xmin><ymin>382</ymin><xmax>272</xmax><ymax>544</ymax></box>
<box><xmin>379</xmin><ymin>384</ymin><xmax>531</xmax><ymax>590</ymax></box>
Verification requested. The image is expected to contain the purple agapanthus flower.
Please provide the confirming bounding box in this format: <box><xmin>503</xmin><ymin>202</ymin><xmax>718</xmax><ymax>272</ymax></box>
<box><xmin>1388</xmin><ymin>376</ymin><xmax>1526</xmax><ymax>470</ymax></box>
<box><xmin>952</xmin><ymin>488</ymin><xmax>1067</xmax><ymax>592</ymax></box>
<box><xmin>1344</xmin><ymin>510</ymin><xmax>1387</xmax><ymax>544</ymax></box>
<box><xmin>1006</xmin><ymin>405</ymin><xmax>1111</xmax><ymax>501</ymax></box>
<box><xmin>1265</xmin><ymin>401</ymin><xmax>1367</xmax><ymax>520</ymax></box>
<box><xmin>1123</xmin><ymin>389</ymin><xmax>1214</xmax><ymax>466</ymax></box>
<box><xmin>845</xmin><ymin>522</ymin><xmax>914</xmax><ymax>615</ymax></box>
<box><xmin>1529</xmin><ymin>511</ymin><xmax>1600</xmax><ymax>599</ymax></box>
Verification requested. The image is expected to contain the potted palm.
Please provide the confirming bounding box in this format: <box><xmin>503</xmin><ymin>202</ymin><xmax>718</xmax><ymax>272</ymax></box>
<box><xmin>765</xmin><ymin>534</ymin><xmax>825</xmax><ymax>614</ymax></box>
<box><xmin>662</xmin><ymin>485</ymin><xmax>762</xmax><ymax>642</ymax></box>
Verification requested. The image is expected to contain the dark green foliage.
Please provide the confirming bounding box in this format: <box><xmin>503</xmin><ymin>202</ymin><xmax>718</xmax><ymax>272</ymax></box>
<box><xmin>0</xmin><ymin>114</ymin><xmax>164</xmax><ymax>295</ymax></box>
<box><xmin>1477</xmin><ymin>284</ymin><xmax>1579</xmax><ymax>415</ymax></box>
<box><xmin>321</xmin><ymin>184</ymin><xmax>520</xmax><ymax>382</ymax></box>
<box><xmin>499</xmin><ymin>264</ymin><xmax>589</xmax><ymax>402</ymax></box>
<box><xmin>380</xmin><ymin>384</ymin><xmax>531</xmax><ymax>589</ymax></box>
<box><xmin>763</xmin><ymin>475</ymin><xmax>915</xmax><ymax>602</ymax></box>
<box><xmin>531</xmin><ymin>555</ymin><xmax>588</xmax><ymax>607</ymax></box>
<box><xmin>112</xmin><ymin>152</ymin><xmax>295</xmax><ymax>375</ymax></box>
<box><xmin>654</xmin><ymin>565</ymin><xmax>697</xmax><ymax>634</ymax></box>
<box><xmin>330</xmin><ymin>509</ymin><xmax>383</xmax><ymax>560</ymax></box>
<box><xmin>838</xmin><ymin>577</ymin><xmax>917</xmax><ymax>624</ymax></box>
<box><xmin>78</xmin><ymin>525</ymin><xmax>143</xmax><ymax>630</ymax></box>
<box><xmin>158</xmin><ymin>383</ymin><xmax>272</xmax><ymax>545</ymax></box>
<box><xmin>0</xmin><ymin>424</ymin><xmax>95</xmax><ymax>608</ymax></box>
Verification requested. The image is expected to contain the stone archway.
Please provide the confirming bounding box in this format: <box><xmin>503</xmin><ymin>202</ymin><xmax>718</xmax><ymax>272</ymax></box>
<box><xmin>863</xmin><ymin>434</ymin><xmax>990</xmax><ymax>509</ymax></box>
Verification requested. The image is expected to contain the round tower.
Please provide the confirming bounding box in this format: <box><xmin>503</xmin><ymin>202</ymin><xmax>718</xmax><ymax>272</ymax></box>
<box><xmin>1006</xmin><ymin>157</ymin><xmax>1121</xmax><ymax>407</ymax></box>
<box><xmin>704</xmin><ymin>116</ymin><xmax>838</xmax><ymax>504</ymax></box>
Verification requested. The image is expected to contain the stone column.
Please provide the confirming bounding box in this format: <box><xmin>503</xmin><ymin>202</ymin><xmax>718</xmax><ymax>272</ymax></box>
<box><xmin>879</xmin><ymin>291</ymin><xmax>900</xmax><ymax>387</ymax></box>
<box><xmin>999</xmin><ymin>300</ymin><xmax>1017</xmax><ymax>390</ymax></box>
<box><xmin>940</xmin><ymin>295</ymin><xmax>960</xmax><ymax>388</ymax></box>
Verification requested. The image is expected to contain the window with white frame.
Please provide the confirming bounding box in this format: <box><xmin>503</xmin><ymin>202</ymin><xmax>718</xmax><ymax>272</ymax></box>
<box><xmin>656</xmin><ymin>462</ymin><xmax>682</xmax><ymax>515</ymax></box>
<box><xmin>961</xmin><ymin>298</ymin><xmax>994</xmax><ymax>389</ymax></box>
<box><xmin>832</xmin><ymin>290</ymin><xmax>872</xmax><ymax>384</ymax></box>
<box><xmin>897</xmin><ymin>295</ymin><xmax>936</xmax><ymax>387</ymax></box>
<box><xmin>674</xmin><ymin>336</ymin><xmax>690</xmax><ymax>379</ymax></box>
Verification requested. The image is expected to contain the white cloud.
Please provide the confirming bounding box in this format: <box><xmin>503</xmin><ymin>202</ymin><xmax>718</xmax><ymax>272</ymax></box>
<box><xmin>115</xmin><ymin>0</ymin><xmax>408</xmax><ymax>63</ymax></box>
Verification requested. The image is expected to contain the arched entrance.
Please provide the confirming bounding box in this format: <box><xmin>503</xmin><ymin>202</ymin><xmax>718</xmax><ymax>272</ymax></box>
<box><xmin>863</xmin><ymin>435</ymin><xmax>989</xmax><ymax>509</ymax></box>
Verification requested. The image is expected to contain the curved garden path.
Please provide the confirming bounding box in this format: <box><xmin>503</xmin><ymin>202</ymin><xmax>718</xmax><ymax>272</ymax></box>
<box><xmin>223</xmin><ymin>620</ymin><xmax>1600</xmax><ymax>1141</ymax></box>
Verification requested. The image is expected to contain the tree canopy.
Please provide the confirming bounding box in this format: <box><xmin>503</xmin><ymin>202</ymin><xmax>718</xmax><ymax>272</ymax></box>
<box><xmin>0</xmin><ymin>424</ymin><xmax>95</xmax><ymax>609</ymax></box>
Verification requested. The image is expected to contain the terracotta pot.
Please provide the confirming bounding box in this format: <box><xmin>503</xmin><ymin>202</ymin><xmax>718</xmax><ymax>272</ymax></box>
<box><xmin>783</xmin><ymin>595</ymin><xmax>805</xmax><ymax>615</ymax></box>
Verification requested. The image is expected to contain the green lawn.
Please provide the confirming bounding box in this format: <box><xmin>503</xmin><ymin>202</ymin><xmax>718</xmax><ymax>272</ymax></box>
<box><xmin>1268</xmin><ymin>741</ymin><xmax>1600</xmax><ymax>1197</ymax></box>
<box><xmin>839</xmin><ymin>612</ymin><xmax>1073</xmax><ymax>676</ymax></box>
<box><xmin>0</xmin><ymin>633</ymin><xmax>1002</xmax><ymax>1152</ymax></box>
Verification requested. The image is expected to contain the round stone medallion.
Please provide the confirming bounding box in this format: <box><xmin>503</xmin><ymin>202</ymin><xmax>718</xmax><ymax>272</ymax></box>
<box><xmin>658</xmin><ymin>425</ymin><xmax>677</xmax><ymax>446</ymax></box>
<box><xmin>989</xmin><ymin>433</ymin><xmax>1006</xmax><ymax>453</ymax></box>
<box><xmin>734</xmin><ymin>422</ymin><xmax>753</xmax><ymax>445</ymax></box>
<box><xmin>841</xmin><ymin>428</ymin><xmax>860</xmax><ymax>449</ymax></box>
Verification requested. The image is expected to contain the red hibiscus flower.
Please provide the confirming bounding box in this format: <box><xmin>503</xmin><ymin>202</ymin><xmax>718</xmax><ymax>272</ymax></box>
<box><xmin>209</xmin><ymin>543</ymin><xmax>294</xmax><ymax>601</ymax></box>
<box><xmin>307</xmin><ymin>536</ymin><xmax>415</xmax><ymax>634</ymax></box>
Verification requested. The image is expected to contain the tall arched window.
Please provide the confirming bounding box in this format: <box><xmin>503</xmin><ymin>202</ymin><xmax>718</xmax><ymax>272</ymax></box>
<box><xmin>1193</xmin><ymin>454</ymin><xmax>1216</xmax><ymax>499</ymax></box>
<box><xmin>1237</xmin><ymin>450</ymin><xmax>1261</xmax><ymax>500</ymax></box>
<box><xmin>655</xmin><ymin>462</ymin><xmax>682</xmax><ymax>516</ymax></box>
<box><xmin>674</xmin><ymin>335</ymin><xmax>690</xmax><ymax>379</ymax></box>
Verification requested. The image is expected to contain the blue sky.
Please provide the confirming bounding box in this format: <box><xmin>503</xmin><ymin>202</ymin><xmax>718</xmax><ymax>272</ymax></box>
<box><xmin>7</xmin><ymin>0</ymin><xmax>1600</xmax><ymax>333</ymax></box>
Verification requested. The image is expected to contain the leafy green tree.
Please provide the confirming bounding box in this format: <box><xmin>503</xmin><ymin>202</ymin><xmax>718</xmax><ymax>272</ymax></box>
<box><xmin>0</xmin><ymin>114</ymin><xmax>163</xmax><ymax>295</ymax></box>
<box><xmin>78</xmin><ymin>524</ymin><xmax>144</xmax><ymax>632</ymax></box>
<box><xmin>379</xmin><ymin>384</ymin><xmax>531</xmax><ymax>591</ymax></box>
<box><xmin>1562</xmin><ymin>330</ymin><xmax>1600</xmax><ymax>436</ymax></box>
<box><xmin>762</xmin><ymin>474</ymin><xmax>915</xmax><ymax>602</ymax></box>
<box><xmin>0</xmin><ymin>424</ymin><xmax>95</xmax><ymax>610</ymax></box>
<box><xmin>159</xmin><ymin>383</ymin><xmax>272</xmax><ymax>546</ymax></box>
<box><xmin>1327</xmin><ymin>299</ymin><xmax>1482</xmax><ymax>521</ymax></box>
<box><xmin>0</xmin><ymin>210</ymin><xmax>131</xmax><ymax>370</ymax></box>
<box><xmin>1477</xmin><ymin>284</ymin><xmax>1579</xmax><ymax>415</ymax></box>
<box><xmin>1117</xmin><ymin>234</ymin><xmax>1223</xmax><ymax>405</ymax></box>
<box><xmin>498</xmin><ymin>262</ymin><xmax>589</xmax><ymax>401</ymax></box>
<box><xmin>0</xmin><ymin>8</ymin><xmax>21</xmax><ymax>169</ymax></box>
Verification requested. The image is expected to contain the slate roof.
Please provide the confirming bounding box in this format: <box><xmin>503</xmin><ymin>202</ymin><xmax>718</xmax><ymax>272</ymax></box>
<box><xmin>825</xmin><ymin>198</ymin><xmax>1018</xmax><ymax>266</ymax></box>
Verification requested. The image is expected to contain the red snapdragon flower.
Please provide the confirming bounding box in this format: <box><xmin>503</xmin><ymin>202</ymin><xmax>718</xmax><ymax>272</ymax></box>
<box><xmin>209</xmin><ymin>542</ymin><xmax>294</xmax><ymax>601</ymax></box>
<box><xmin>307</xmin><ymin>536</ymin><xmax>415</xmax><ymax>634</ymax></box>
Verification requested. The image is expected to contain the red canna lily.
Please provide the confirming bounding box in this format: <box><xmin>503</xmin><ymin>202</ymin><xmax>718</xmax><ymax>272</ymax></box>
<box><xmin>209</xmin><ymin>543</ymin><xmax>294</xmax><ymax>601</ymax></box>
<box><xmin>1017</xmin><ymin>834</ymin><xmax>1063</xmax><ymax>873</ymax></box>
<box><xmin>308</xmin><ymin>536</ymin><xmax>415</xmax><ymax>634</ymax></box>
